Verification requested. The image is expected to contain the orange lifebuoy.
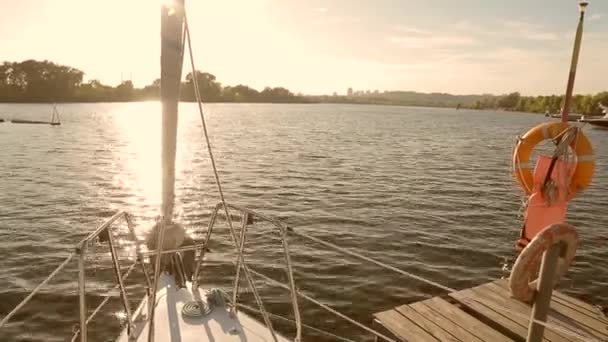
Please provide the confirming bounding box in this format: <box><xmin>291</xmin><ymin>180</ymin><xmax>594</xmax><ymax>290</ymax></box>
<box><xmin>512</xmin><ymin>122</ymin><xmax>594</xmax><ymax>198</ymax></box>
<box><xmin>509</xmin><ymin>223</ymin><xmax>578</xmax><ymax>302</ymax></box>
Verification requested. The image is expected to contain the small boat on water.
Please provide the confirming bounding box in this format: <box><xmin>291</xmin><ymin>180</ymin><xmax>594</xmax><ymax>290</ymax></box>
<box><xmin>11</xmin><ymin>119</ymin><xmax>56</xmax><ymax>125</ymax></box>
<box><xmin>578</xmin><ymin>102</ymin><xmax>608</xmax><ymax>128</ymax></box>
<box><xmin>579</xmin><ymin>114</ymin><xmax>608</xmax><ymax>127</ymax></box>
<box><xmin>10</xmin><ymin>104</ymin><xmax>61</xmax><ymax>125</ymax></box>
<box><xmin>580</xmin><ymin>118</ymin><xmax>608</xmax><ymax>127</ymax></box>
<box><xmin>544</xmin><ymin>106</ymin><xmax>582</xmax><ymax>121</ymax></box>
<box><xmin>549</xmin><ymin>113</ymin><xmax>582</xmax><ymax>121</ymax></box>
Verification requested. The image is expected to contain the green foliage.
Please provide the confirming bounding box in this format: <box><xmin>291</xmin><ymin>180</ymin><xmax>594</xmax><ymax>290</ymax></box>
<box><xmin>183</xmin><ymin>71</ymin><xmax>222</xmax><ymax>101</ymax></box>
<box><xmin>2</xmin><ymin>59</ymin><xmax>607</xmax><ymax>111</ymax></box>
<box><xmin>0</xmin><ymin>59</ymin><xmax>306</xmax><ymax>103</ymax></box>
<box><xmin>468</xmin><ymin>92</ymin><xmax>608</xmax><ymax>114</ymax></box>
<box><xmin>497</xmin><ymin>92</ymin><xmax>520</xmax><ymax>109</ymax></box>
<box><xmin>0</xmin><ymin>60</ymin><xmax>83</xmax><ymax>102</ymax></box>
<box><xmin>259</xmin><ymin>87</ymin><xmax>295</xmax><ymax>103</ymax></box>
<box><xmin>222</xmin><ymin>85</ymin><xmax>259</xmax><ymax>102</ymax></box>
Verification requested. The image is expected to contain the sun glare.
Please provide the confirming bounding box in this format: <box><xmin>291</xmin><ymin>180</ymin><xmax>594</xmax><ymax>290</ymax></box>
<box><xmin>113</xmin><ymin>103</ymin><xmax>162</xmax><ymax>209</ymax></box>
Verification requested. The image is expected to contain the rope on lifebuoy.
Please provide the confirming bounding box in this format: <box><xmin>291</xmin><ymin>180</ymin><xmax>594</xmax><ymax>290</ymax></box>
<box><xmin>509</xmin><ymin>223</ymin><xmax>578</xmax><ymax>302</ymax></box>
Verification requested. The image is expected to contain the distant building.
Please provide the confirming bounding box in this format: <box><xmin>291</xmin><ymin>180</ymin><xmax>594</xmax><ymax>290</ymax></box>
<box><xmin>332</xmin><ymin>92</ymin><xmax>337</xmax><ymax>96</ymax></box>
<box><xmin>347</xmin><ymin>87</ymin><xmax>353</xmax><ymax>96</ymax></box>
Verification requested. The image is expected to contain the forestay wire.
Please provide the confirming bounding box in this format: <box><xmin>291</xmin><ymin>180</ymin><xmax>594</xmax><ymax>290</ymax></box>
<box><xmin>181</xmin><ymin>8</ymin><xmax>401</xmax><ymax>342</ymax></box>
<box><xmin>182</xmin><ymin>12</ymin><xmax>282</xmax><ymax>342</ymax></box>
<box><xmin>180</xmin><ymin>6</ymin><xmax>597</xmax><ymax>342</ymax></box>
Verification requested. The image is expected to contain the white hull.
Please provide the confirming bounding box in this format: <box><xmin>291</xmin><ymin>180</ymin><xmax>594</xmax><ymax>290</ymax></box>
<box><xmin>117</xmin><ymin>274</ymin><xmax>288</xmax><ymax>342</ymax></box>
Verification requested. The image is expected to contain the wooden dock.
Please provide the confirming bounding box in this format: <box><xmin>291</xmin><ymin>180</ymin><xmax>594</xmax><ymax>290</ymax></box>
<box><xmin>374</xmin><ymin>279</ymin><xmax>608</xmax><ymax>341</ymax></box>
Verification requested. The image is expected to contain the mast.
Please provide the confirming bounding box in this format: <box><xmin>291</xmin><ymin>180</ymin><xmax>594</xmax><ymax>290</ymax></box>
<box><xmin>561</xmin><ymin>1</ymin><xmax>588</xmax><ymax>122</ymax></box>
<box><xmin>160</xmin><ymin>0</ymin><xmax>185</xmax><ymax>220</ymax></box>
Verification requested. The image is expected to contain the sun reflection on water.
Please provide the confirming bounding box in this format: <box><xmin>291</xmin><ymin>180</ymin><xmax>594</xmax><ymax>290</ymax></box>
<box><xmin>109</xmin><ymin>102</ymin><xmax>204</xmax><ymax>231</ymax></box>
<box><xmin>112</xmin><ymin>103</ymin><xmax>162</xmax><ymax>221</ymax></box>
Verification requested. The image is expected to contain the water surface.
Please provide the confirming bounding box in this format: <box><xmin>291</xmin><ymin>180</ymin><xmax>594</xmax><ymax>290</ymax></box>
<box><xmin>0</xmin><ymin>103</ymin><xmax>607</xmax><ymax>341</ymax></box>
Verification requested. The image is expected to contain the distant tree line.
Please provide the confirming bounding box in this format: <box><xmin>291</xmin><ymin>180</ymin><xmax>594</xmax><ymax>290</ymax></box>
<box><xmin>2</xmin><ymin>60</ymin><xmax>608</xmax><ymax>113</ymax></box>
<box><xmin>311</xmin><ymin>91</ymin><xmax>486</xmax><ymax>108</ymax></box>
<box><xmin>0</xmin><ymin>60</ymin><xmax>308</xmax><ymax>103</ymax></box>
<box><xmin>313</xmin><ymin>90</ymin><xmax>608</xmax><ymax>114</ymax></box>
<box><xmin>468</xmin><ymin>92</ymin><xmax>608</xmax><ymax>115</ymax></box>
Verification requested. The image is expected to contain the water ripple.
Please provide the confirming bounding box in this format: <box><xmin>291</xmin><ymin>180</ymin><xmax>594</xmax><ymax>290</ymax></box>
<box><xmin>1</xmin><ymin>103</ymin><xmax>607</xmax><ymax>341</ymax></box>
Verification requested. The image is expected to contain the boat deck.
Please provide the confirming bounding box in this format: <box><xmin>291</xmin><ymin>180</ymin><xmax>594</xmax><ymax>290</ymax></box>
<box><xmin>116</xmin><ymin>274</ymin><xmax>289</xmax><ymax>342</ymax></box>
<box><xmin>373</xmin><ymin>279</ymin><xmax>608</xmax><ymax>341</ymax></box>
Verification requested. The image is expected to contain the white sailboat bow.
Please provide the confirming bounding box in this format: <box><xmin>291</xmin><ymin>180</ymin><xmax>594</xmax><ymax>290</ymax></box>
<box><xmin>121</xmin><ymin>1</ymin><xmax>290</xmax><ymax>340</ymax></box>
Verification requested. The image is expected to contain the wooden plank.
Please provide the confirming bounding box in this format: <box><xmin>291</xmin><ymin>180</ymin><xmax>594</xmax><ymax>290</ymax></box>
<box><xmin>410</xmin><ymin>301</ymin><xmax>484</xmax><ymax>342</ymax></box>
<box><xmin>451</xmin><ymin>289</ymin><xmax>533</xmax><ymax>341</ymax></box>
<box><xmin>483</xmin><ymin>282</ymin><xmax>596</xmax><ymax>342</ymax></box>
<box><xmin>472</xmin><ymin>284</ymin><xmax>575</xmax><ymax>342</ymax></box>
<box><xmin>494</xmin><ymin>279</ymin><xmax>608</xmax><ymax>321</ymax></box>
<box><xmin>551</xmin><ymin>294</ymin><xmax>608</xmax><ymax>321</ymax></box>
<box><xmin>423</xmin><ymin>297</ymin><xmax>513</xmax><ymax>342</ymax></box>
<box><xmin>373</xmin><ymin>318</ymin><xmax>398</xmax><ymax>342</ymax></box>
<box><xmin>550</xmin><ymin>295</ymin><xmax>608</xmax><ymax>324</ymax></box>
<box><xmin>374</xmin><ymin>279</ymin><xmax>608</xmax><ymax>342</ymax></box>
<box><xmin>375</xmin><ymin>309</ymin><xmax>439</xmax><ymax>341</ymax></box>
<box><xmin>548</xmin><ymin>297</ymin><xmax>608</xmax><ymax>339</ymax></box>
<box><xmin>488</xmin><ymin>281</ymin><xmax>608</xmax><ymax>340</ymax></box>
<box><xmin>395</xmin><ymin>304</ymin><xmax>461</xmax><ymax>342</ymax></box>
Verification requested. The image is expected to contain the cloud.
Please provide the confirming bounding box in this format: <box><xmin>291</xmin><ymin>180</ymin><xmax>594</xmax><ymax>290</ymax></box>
<box><xmin>525</xmin><ymin>32</ymin><xmax>561</xmax><ymax>41</ymax></box>
<box><xmin>387</xmin><ymin>34</ymin><xmax>477</xmax><ymax>48</ymax></box>
<box><xmin>392</xmin><ymin>16</ymin><xmax>564</xmax><ymax>45</ymax></box>
<box><xmin>313</xmin><ymin>7</ymin><xmax>328</xmax><ymax>13</ymax></box>
<box><xmin>451</xmin><ymin>19</ymin><xmax>562</xmax><ymax>42</ymax></box>
<box><xmin>452</xmin><ymin>20</ymin><xmax>481</xmax><ymax>32</ymax></box>
<box><xmin>342</xmin><ymin>58</ymin><xmax>437</xmax><ymax>71</ymax></box>
<box><xmin>502</xmin><ymin>20</ymin><xmax>561</xmax><ymax>41</ymax></box>
<box><xmin>589</xmin><ymin>13</ymin><xmax>603</xmax><ymax>21</ymax></box>
<box><xmin>393</xmin><ymin>25</ymin><xmax>430</xmax><ymax>35</ymax></box>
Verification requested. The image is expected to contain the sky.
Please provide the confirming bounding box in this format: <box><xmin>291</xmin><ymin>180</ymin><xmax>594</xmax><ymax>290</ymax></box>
<box><xmin>1</xmin><ymin>0</ymin><xmax>607</xmax><ymax>96</ymax></box>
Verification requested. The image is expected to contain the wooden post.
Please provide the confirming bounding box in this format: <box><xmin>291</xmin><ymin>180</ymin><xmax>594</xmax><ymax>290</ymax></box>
<box><xmin>561</xmin><ymin>1</ymin><xmax>588</xmax><ymax>122</ymax></box>
<box><xmin>526</xmin><ymin>242</ymin><xmax>564</xmax><ymax>342</ymax></box>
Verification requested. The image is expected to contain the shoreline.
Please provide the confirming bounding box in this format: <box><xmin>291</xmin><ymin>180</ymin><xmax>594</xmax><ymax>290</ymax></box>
<box><xmin>0</xmin><ymin>101</ymin><xmax>553</xmax><ymax>114</ymax></box>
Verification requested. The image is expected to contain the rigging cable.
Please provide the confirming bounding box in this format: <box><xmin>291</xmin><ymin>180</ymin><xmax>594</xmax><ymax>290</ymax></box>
<box><xmin>178</xmin><ymin>4</ymin><xmax>599</xmax><ymax>342</ymax></box>
<box><xmin>182</xmin><ymin>10</ymin><xmax>281</xmax><ymax>342</ymax></box>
